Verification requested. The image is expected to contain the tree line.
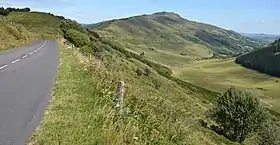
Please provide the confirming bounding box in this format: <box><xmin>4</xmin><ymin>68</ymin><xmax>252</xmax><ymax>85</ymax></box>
<box><xmin>235</xmin><ymin>38</ymin><xmax>280</xmax><ymax>77</ymax></box>
<box><xmin>0</xmin><ymin>7</ymin><xmax>31</xmax><ymax>16</ymax></box>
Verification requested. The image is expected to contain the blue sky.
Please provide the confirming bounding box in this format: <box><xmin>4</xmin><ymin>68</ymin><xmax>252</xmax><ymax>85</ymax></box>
<box><xmin>1</xmin><ymin>0</ymin><xmax>279</xmax><ymax>34</ymax></box>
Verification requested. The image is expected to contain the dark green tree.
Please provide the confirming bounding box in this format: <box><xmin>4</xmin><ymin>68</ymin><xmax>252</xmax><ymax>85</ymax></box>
<box><xmin>22</xmin><ymin>7</ymin><xmax>31</xmax><ymax>12</ymax></box>
<box><xmin>0</xmin><ymin>7</ymin><xmax>9</xmax><ymax>16</ymax></box>
<box><xmin>208</xmin><ymin>87</ymin><xmax>267</xmax><ymax>143</ymax></box>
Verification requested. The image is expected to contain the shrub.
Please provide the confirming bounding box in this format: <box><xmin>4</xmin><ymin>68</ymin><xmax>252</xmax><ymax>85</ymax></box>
<box><xmin>87</xmin><ymin>29</ymin><xmax>100</xmax><ymax>39</ymax></box>
<box><xmin>60</xmin><ymin>19</ymin><xmax>84</xmax><ymax>33</ymax></box>
<box><xmin>257</xmin><ymin>121</ymin><xmax>280</xmax><ymax>145</ymax></box>
<box><xmin>152</xmin><ymin>78</ymin><xmax>161</xmax><ymax>89</ymax></box>
<box><xmin>80</xmin><ymin>45</ymin><xmax>93</xmax><ymax>56</ymax></box>
<box><xmin>65</xmin><ymin>29</ymin><xmax>90</xmax><ymax>47</ymax></box>
<box><xmin>180</xmin><ymin>52</ymin><xmax>187</xmax><ymax>56</ymax></box>
<box><xmin>208</xmin><ymin>87</ymin><xmax>267</xmax><ymax>143</ymax></box>
<box><xmin>6</xmin><ymin>7</ymin><xmax>31</xmax><ymax>12</ymax></box>
<box><xmin>136</xmin><ymin>69</ymin><xmax>143</xmax><ymax>76</ymax></box>
<box><xmin>0</xmin><ymin>7</ymin><xmax>9</xmax><ymax>16</ymax></box>
<box><xmin>140</xmin><ymin>52</ymin><xmax>145</xmax><ymax>56</ymax></box>
<box><xmin>144</xmin><ymin>67</ymin><xmax>151</xmax><ymax>76</ymax></box>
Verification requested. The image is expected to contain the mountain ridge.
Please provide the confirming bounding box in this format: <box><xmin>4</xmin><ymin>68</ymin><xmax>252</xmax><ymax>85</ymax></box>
<box><xmin>85</xmin><ymin>11</ymin><xmax>263</xmax><ymax>67</ymax></box>
<box><xmin>241</xmin><ymin>33</ymin><xmax>280</xmax><ymax>44</ymax></box>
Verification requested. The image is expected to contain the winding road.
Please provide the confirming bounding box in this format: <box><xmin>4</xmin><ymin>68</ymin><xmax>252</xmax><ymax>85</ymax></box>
<box><xmin>0</xmin><ymin>40</ymin><xmax>60</xmax><ymax>145</ymax></box>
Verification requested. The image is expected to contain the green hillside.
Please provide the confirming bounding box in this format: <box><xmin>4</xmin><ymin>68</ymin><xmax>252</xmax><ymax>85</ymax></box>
<box><xmin>1</xmin><ymin>8</ymin><xmax>278</xmax><ymax>145</ymax></box>
<box><xmin>4</xmin><ymin>11</ymin><xmax>62</xmax><ymax>34</ymax></box>
<box><xmin>235</xmin><ymin>38</ymin><xmax>280</xmax><ymax>77</ymax></box>
<box><xmin>87</xmin><ymin>12</ymin><xmax>262</xmax><ymax>67</ymax></box>
<box><xmin>172</xmin><ymin>58</ymin><xmax>280</xmax><ymax>112</ymax></box>
<box><xmin>0</xmin><ymin>8</ymin><xmax>63</xmax><ymax>50</ymax></box>
<box><xmin>29</xmin><ymin>20</ymin><xmax>241</xmax><ymax>145</ymax></box>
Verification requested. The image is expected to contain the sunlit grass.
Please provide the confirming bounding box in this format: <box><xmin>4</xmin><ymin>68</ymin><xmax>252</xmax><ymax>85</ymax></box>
<box><xmin>29</xmin><ymin>44</ymin><xmax>236</xmax><ymax>145</ymax></box>
<box><xmin>172</xmin><ymin>58</ymin><xmax>280</xmax><ymax>112</ymax></box>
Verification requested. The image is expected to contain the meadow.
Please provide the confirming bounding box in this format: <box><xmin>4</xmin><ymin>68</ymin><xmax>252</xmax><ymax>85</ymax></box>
<box><xmin>172</xmin><ymin>58</ymin><xmax>280</xmax><ymax>112</ymax></box>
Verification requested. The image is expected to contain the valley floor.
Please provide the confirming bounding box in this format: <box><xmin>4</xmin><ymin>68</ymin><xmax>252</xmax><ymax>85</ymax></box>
<box><xmin>171</xmin><ymin>58</ymin><xmax>280</xmax><ymax>112</ymax></box>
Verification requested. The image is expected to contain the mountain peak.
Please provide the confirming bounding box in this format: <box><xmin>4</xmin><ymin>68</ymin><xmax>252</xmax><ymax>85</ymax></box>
<box><xmin>152</xmin><ymin>11</ymin><xmax>181</xmax><ymax>17</ymax></box>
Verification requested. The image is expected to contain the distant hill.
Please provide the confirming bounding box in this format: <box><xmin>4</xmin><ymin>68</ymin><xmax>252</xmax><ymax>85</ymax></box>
<box><xmin>241</xmin><ymin>33</ymin><xmax>280</xmax><ymax>44</ymax></box>
<box><xmin>0</xmin><ymin>9</ymin><xmax>63</xmax><ymax>50</ymax></box>
<box><xmin>86</xmin><ymin>12</ymin><xmax>262</xmax><ymax>66</ymax></box>
<box><xmin>235</xmin><ymin>38</ymin><xmax>280</xmax><ymax>77</ymax></box>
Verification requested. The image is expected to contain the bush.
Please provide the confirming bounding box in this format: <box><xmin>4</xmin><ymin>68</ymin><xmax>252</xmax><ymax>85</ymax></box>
<box><xmin>80</xmin><ymin>45</ymin><xmax>93</xmax><ymax>56</ymax></box>
<box><xmin>180</xmin><ymin>52</ymin><xmax>187</xmax><ymax>56</ymax></box>
<box><xmin>208</xmin><ymin>87</ymin><xmax>267</xmax><ymax>143</ymax></box>
<box><xmin>136</xmin><ymin>69</ymin><xmax>143</xmax><ymax>76</ymax></box>
<box><xmin>79</xmin><ymin>42</ymin><xmax>106</xmax><ymax>60</ymax></box>
<box><xmin>60</xmin><ymin>19</ymin><xmax>84</xmax><ymax>33</ymax></box>
<box><xmin>65</xmin><ymin>29</ymin><xmax>90</xmax><ymax>47</ymax></box>
<box><xmin>0</xmin><ymin>7</ymin><xmax>31</xmax><ymax>16</ymax></box>
<box><xmin>0</xmin><ymin>7</ymin><xmax>9</xmax><ymax>16</ymax></box>
<box><xmin>140</xmin><ymin>52</ymin><xmax>145</xmax><ymax>56</ymax></box>
<box><xmin>144</xmin><ymin>67</ymin><xmax>151</xmax><ymax>76</ymax></box>
<box><xmin>152</xmin><ymin>78</ymin><xmax>161</xmax><ymax>89</ymax></box>
<box><xmin>6</xmin><ymin>7</ymin><xmax>30</xmax><ymax>12</ymax></box>
<box><xmin>257</xmin><ymin>121</ymin><xmax>280</xmax><ymax>145</ymax></box>
<box><xmin>86</xmin><ymin>29</ymin><xmax>100</xmax><ymax>39</ymax></box>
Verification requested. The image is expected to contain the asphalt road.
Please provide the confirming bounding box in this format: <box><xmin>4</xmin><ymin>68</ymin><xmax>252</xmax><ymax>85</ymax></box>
<box><xmin>0</xmin><ymin>40</ymin><xmax>60</xmax><ymax>145</ymax></box>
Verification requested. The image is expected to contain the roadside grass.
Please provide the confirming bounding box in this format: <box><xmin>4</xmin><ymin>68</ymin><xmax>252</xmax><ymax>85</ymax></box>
<box><xmin>0</xmin><ymin>22</ymin><xmax>37</xmax><ymax>50</ymax></box>
<box><xmin>172</xmin><ymin>58</ymin><xmax>280</xmax><ymax>112</ymax></box>
<box><xmin>29</xmin><ymin>44</ymin><xmax>236</xmax><ymax>145</ymax></box>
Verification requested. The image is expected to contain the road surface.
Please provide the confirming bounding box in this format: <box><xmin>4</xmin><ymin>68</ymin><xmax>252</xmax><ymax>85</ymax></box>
<box><xmin>0</xmin><ymin>40</ymin><xmax>60</xmax><ymax>145</ymax></box>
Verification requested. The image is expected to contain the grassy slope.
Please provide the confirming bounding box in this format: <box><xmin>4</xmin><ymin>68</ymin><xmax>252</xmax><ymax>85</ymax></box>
<box><xmin>29</xmin><ymin>41</ymin><xmax>237</xmax><ymax>145</ymax></box>
<box><xmin>88</xmin><ymin>12</ymin><xmax>280</xmax><ymax>114</ymax></box>
<box><xmin>172</xmin><ymin>58</ymin><xmax>280</xmax><ymax>112</ymax></box>
<box><xmin>89</xmin><ymin>12</ymin><xmax>261</xmax><ymax>67</ymax></box>
<box><xmin>0</xmin><ymin>12</ymin><xmax>61</xmax><ymax>50</ymax></box>
<box><xmin>0</xmin><ymin>21</ymin><xmax>35</xmax><ymax>50</ymax></box>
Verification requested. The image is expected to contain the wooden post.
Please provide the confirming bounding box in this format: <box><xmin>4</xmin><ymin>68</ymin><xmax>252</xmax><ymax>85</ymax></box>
<box><xmin>116</xmin><ymin>81</ymin><xmax>124</xmax><ymax>113</ymax></box>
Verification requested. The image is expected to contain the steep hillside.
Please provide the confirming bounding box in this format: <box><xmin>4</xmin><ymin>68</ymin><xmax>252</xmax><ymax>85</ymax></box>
<box><xmin>0</xmin><ymin>9</ymin><xmax>63</xmax><ymax>50</ymax></box>
<box><xmin>28</xmin><ymin>19</ymin><xmax>241</xmax><ymax>145</ymax></box>
<box><xmin>87</xmin><ymin>12</ymin><xmax>262</xmax><ymax>67</ymax></box>
<box><xmin>235</xmin><ymin>38</ymin><xmax>280</xmax><ymax>77</ymax></box>
<box><xmin>4</xmin><ymin>11</ymin><xmax>62</xmax><ymax>34</ymax></box>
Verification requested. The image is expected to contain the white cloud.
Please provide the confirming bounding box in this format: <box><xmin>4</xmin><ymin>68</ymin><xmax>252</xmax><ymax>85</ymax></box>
<box><xmin>256</xmin><ymin>19</ymin><xmax>267</xmax><ymax>24</ymax></box>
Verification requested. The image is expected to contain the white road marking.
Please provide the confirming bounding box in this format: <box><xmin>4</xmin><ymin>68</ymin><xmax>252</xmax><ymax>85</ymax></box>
<box><xmin>0</xmin><ymin>65</ymin><xmax>8</xmax><ymax>70</ymax></box>
<box><xmin>28</xmin><ymin>40</ymin><xmax>47</xmax><ymax>56</ymax></box>
<box><xmin>22</xmin><ymin>55</ymin><xmax>28</xmax><ymax>59</ymax></box>
<box><xmin>0</xmin><ymin>40</ymin><xmax>48</xmax><ymax>71</ymax></box>
<box><xmin>38</xmin><ymin>40</ymin><xmax>47</xmax><ymax>50</ymax></box>
<box><xmin>12</xmin><ymin>59</ymin><xmax>20</xmax><ymax>64</ymax></box>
